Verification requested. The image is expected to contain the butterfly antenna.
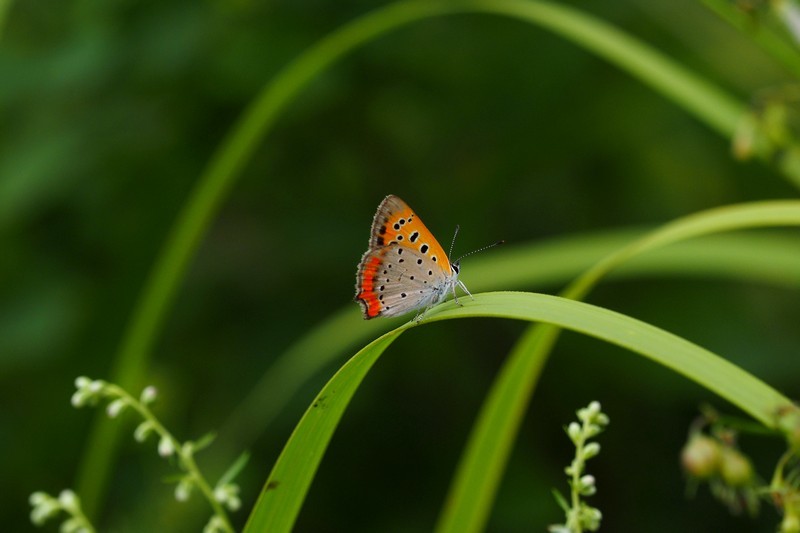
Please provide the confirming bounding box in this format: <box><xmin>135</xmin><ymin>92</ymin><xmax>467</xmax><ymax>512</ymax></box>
<box><xmin>448</xmin><ymin>224</ymin><xmax>460</xmax><ymax>261</ymax></box>
<box><xmin>454</xmin><ymin>239</ymin><xmax>505</xmax><ymax>264</ymax></box>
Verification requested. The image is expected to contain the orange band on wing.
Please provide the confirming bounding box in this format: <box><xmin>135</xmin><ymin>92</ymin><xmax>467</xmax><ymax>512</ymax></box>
<box><xmin>357</xmin><ymin>255</ymin><xmax>382</xmax><ymax>318</ymax></box>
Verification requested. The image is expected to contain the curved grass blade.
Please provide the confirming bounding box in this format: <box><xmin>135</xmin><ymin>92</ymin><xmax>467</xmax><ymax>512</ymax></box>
<box><xmin>216</xmin><ymin>227</ymin><xmax>800</xmax><ymax>459</ymax></box>
<box><xmin>243</xmin><ymin>292</ymin><xmax>793</xmax><ymax>533</ymax></box>
<box><xmin>437</xmin><ymin>201</ymin><xmax>800</xmax><ymax>533</ymax></box>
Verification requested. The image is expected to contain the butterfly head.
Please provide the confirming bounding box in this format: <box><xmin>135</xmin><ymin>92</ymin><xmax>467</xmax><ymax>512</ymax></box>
<box><xmin>448</xmin><ymin>224</ymin><xmax>504</xmax><ymax>274</ymax></box>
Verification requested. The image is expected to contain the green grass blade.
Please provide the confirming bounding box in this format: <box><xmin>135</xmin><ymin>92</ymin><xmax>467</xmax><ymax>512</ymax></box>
<box><xmin>218</xmin><ymin>198</ymin><xmax>800</xmax><ymax>458</ymax></box>
<box><xmin>243</xmin><ymin>292</ymin><xmax>792</xmax><ymax>533</ymax></box>
<box><xmin>437</xmin><ymin>201</ymin><xmax>800</xmax><ymax>533</ymax></box>
<box><xmin>0</xmin><ymin>0</ymin><xmax>12</xmax><ymax>38</ymax></box>
<box><xmin>565</xmin><ymin>200</ymin><xmax>800</xmax><ymax>300</ymax></box>
<box><xmin>702</xmin><ymin>0</ymin><xmax>800</xmax><ymax>78</ymax></box>
<box><xmin>216</xmin><ymin>227</ymin><xmax>800</xmax><ymax>460</ymax></box>
<box><xmin>430</xmin><ymin>293</ymin><xmax>792</xmax><ymax>422</ymax></box>
<box><xmin>242</xmin><ymin>329</ymin><xmax>406</xmax><ymax>533</ymax></box>
<box><xmin>472</xmin><ymin>0</ymin><xmax>742</xmax><ymax>136</ymax></box>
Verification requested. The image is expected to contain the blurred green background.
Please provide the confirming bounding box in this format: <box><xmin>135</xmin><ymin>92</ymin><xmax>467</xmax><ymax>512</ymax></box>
<box><xmin>3</xmin><ymin>0</ymin><xmax>800</xmax><ymax>531</ymax></box>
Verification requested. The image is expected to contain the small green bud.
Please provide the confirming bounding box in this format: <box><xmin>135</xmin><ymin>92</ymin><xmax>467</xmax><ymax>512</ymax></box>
<box><xmin>214</xmin><ymin>482</ymin><xmax>242</xmax><ymax>511</ymax></box>
<box><xmin>29</xmin><ymin>491</ymin><xmax>59</xmax><ymax>526</ymax></box>
<box><xmin>134</xmin><ymin>421</ymin><xmax>154</xmax><ymax>443</ymax></box>
<box><xmin>777</xmin><ymin>406</ymin><xmax>800</xmax><ymax>450</ymax></box>
<box><xmin>732</xmin><ymin>112</ymin><xmax>758</xmax><ymax>160</ymax></box>
<box><xmin>582</xmin><ymin>442</ymin><xmax>600</xmax><ymax>460</ymax></box>
<box><xmin>681</xmin><ymin>435</ymin><xmax>720</xmax><ymax>479</ymax></box>
<box><xmin>71</xmin><ymin>390</ymin><xmax>90</xmax><ymax>408</ymax></box>
<box><xmin>579</xmin><ymin>475</ymin><xmax>596</xmax><ymax>496</ymax></box>
<box><xmin>175</xmin><ymin>478</ymin><xmax>193</xmax><ymax>502</ymax></box>
<box><xmin>140</xmin><ymin>386</ymin><xmax>157</xmax><ymax>405</ymax></box>
<box><xmin>58</xmin><ymin>490</ymin><xmax>78</xmax><ymax>513</ymax></box>
<box><xmin>580</xmin><ymin>505</ymin><xmax>602</xmax><ymax>530</ymax></box>
<box><xmin>106</xmin><ymin>399</ymin><xmax>127</xmax><ymax>418</ymax></box>
<box><xmin>158</xmin><ymin>436</ymin><xmax>175</xmax><ymax>457</ymax></box>
<box><xmin>204</xmin><ymin>515</ymin><xmax>225</xmax><ymax>533</ymax></box>
<box><xmin>782</xmin><ymin>511</ymin><xmax>800</xmax><ymax>533</ymax></box>
<box><xmin>567</xmin><ymin>422</ymin><xmax>581</xmax><ymax>443</ymax></box>
<box><xmin>29</xmin><ymin>492</ymin><xmax>47</xmax><ymax>506</ymax></box>
<box><xmin>719</xmin><ymin>447</ymin><xmax>754</xmax><ymax>487</ymax></box>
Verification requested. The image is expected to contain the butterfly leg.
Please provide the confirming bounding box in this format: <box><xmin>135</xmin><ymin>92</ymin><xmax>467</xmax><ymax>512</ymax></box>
<box><xmin>458</xmin><ymin>280</ymin><xmax>475</xmax><ymax>301</ymax></box>
<box><xmin>414</xmin><ymin>300</ymin><xmax>437</xmax><ymax>323</ymax></box>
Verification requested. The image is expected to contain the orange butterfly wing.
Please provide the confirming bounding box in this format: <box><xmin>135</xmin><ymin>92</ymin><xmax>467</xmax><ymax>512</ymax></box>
<box><xmin>355</xmin><ymin>195</ymin><xmax>452</xmax><ymax>319</ymax></box>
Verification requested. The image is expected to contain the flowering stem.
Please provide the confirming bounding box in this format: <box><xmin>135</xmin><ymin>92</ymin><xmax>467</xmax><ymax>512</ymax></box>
<box><xmin>550</xmin><ymin>402</ymin><xmax>606</xmax><ymax>533</ymax></box>
<box><xmin>567</xmin><ymin>429</ymin><xmax>588</xmax><ymax>532</ymax></box>
<box><xmin>71</xmin><ymin>507</ymin><xmax>96</xmax><ymax>533</ymax></box>
<box><xmin>103</xmin><ymin>384</ymin><xmax>235</xmax><ymax>533</ymax></box>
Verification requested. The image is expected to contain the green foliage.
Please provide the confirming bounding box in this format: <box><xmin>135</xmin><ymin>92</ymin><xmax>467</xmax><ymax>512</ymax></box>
<box><xmin>7</xmin><ymin>0</ymin><xmax>800</xmax><ymax>531</ymax></box>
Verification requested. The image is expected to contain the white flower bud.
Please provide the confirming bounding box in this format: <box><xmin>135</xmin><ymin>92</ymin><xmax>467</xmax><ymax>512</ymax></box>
<box><xmin>158</xmin><ymin>435</ymin><xmax>175</xmax><ymax>457</ymax></box>
<box><xmin>567</xmin><ymin>422</ymin><xmax>581</xmax><ymax>442</ymax></box>
<box><xmin>582</xmin><ymin>442</ymin><xmax>600</xmax><ymax>459</ymax></box>
<box><xmin>226</xmin><ymin>495</ymin><xmax>241</xmax><ymax>511</ymax></box>
<box><xmin>30</xmin><ymin>505</ymin><xmax>53</xmax><ymax>526</ymax></box>
<box><xmin>88</xmin><ymin>380</ymin><xmax>104</xmax><ymax>394</ymax></box>
<box><xmin>58</xmin><ymin>490</ymin><xmax>78</xmax><ymax>512</ymax></box>
<box><xmin>71</xmin><ymin>390</ymin><xmax>89</xmax><ymax>408</ymax></box>
<box><xmin>175</xmin><ymin>479</ymin><xmax>192</xmax><ymax>502</ymax></box>
<box><xmin>214</xmin><ymin>483</ymin><xmax>241</xmax><ymax>510</ymax></box>
<box><xmin>204</xmin><ymin>516</ymin><xmax>225</xmax><ymax>533</ymax></box>
<box><xmin>134</xmin><ymin>421</ymin><xmax>154</xmax><ymax>442</ymax></box>
<box><xmin>106</xmin><ymin>399</ymin><xmax>127</xmax><ymax>418</ymax></box>
<box><xmin>29</xmin><ymin>492</ymin><xmax>59</xmax><ymax>526</ymax></box>
<box><xmin>29</xmin><ymin>492</ymin><xmax>47</xmax><ymax>505</ymax></box>
<box><xmin>74</xmin><ymin>377</ymin><xmax>91</xmax><ymax>389</ymax></box>
<box><xmin>580</xmin><ymin>506</ymin><xmax>602</xmax><ymax>529</ymax></box>
<box><xmin>140</xmin><ymin>386</ymin><xmax>157</xmax><ymax>404</ymax></box>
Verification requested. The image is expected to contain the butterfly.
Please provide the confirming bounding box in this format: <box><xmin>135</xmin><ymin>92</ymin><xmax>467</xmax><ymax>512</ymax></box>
<box><xmin>354</xmin><ymin>194</ymin><xmax>501</xmax><ymax>320</ymax></box>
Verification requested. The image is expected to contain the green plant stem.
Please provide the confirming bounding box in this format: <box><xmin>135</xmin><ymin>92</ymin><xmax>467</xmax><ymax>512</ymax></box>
<box><xmin>104</xmin><ymin>385</ymin><xmax>234</xmax><ymax>533</ymax></box>
<box><xmin>566</xmin><ymin>429</ymin><xmax>588</xmax><ymax>532</ymax></box>
<box><xmin>67</xmin><ymin>502</ymin><xmax>96</xmax><ymax>533</ymax></box>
